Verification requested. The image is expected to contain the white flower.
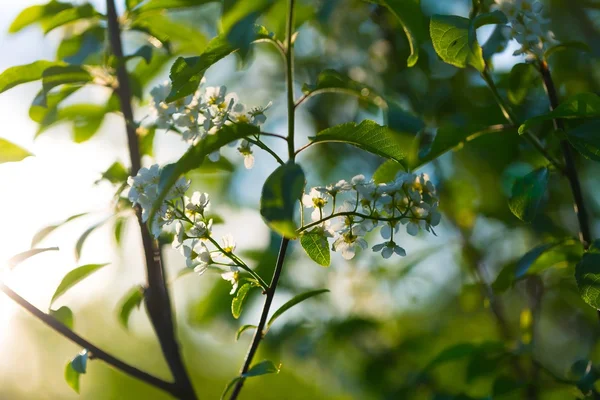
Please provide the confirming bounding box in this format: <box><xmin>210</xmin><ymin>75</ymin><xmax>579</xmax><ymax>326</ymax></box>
<box><xmin>401</xmin><ymin>205</ymin><xmax>429</xmax><ymax>236</ymax></box>
<box><xmin>221</xmin><ymin>266</ymin><xmax>240</xmax><ymax>294</ymax></box>
<box><xmin>189</xmin><ymin>219</ymin><xmax>212</xmax><ymax>239</ymax></box>
<box><xmin>237</xmin><ymin>140</ymin><xmax>254</xmax><ymax>169</ymax></box>
<box><xmin>167</xmin><ymin>177</ymin><xmax>190</xmax><ymax>200</ymax></box>
<box><xmin>172</xmin><ymin>221</ymin><xmax>186</xmax><ymax>249</ymax></box>
<box><xmin>316</xmin><ymin>179</ymin><xmax>352</xmax><ymax>196</ymax></box>
<box><xmin>332</xmin><ymin>226</ymin><xmax>368</xmax><ymax>260</ymax></box>
<box><xmin>186</xmin><ymin>192</ymin><xmax>210</xmax><ymax>216</ymax></box>
<box><xmin>380</xmin><ymin>221</ymin><xmax>400</xmax><ymax>240</ymax></box>
<box><xmin>302</xmin><ymin>188</ymin><xmax>329</xmax><ymax>221</ymax></box>
<box><xmin>181</xmin><ymin>240</ymin><xmax>212</xmax><ymax>273</ymax></box>
<box><xmin>221</xmin><ymin>234</ymin><xmax>236</xmax><ymax>254</ymax></box>
<box><xmin>372</xmin><ymin>240</ymin><xmax>406</xmax><ymax>258</ymax></box>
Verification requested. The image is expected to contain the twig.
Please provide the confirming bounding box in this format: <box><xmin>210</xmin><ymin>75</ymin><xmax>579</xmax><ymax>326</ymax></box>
<box><xmin>285</xmin><ymin>0</ymin><xmax>297</xmax><ymax>162</ymax></box>
<box><xmin>105</xmin><ymin>1</ymin><xmax>197</xmax><ymax>399</ymax></box>
<box><xmin>228</xmin><ymin>238</ymin><xmax>290</xmax><ymax>400</ymax></box>
<box><xmin>0</xmin><ymin>282</ymin><xmax>177</xmax><ymax>396</ymax></box>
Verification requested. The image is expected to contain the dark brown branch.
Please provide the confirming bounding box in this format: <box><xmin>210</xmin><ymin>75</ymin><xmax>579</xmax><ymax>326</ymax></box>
<box><xmin>538</xmin><ymin>60</ymin><xmax>592</xmax><ymax>250</ymax></box>
<box><xmin>0</xmin><ymin>282</ymin><xmax>177</xmax><ymax>396</ymax></box>
<box><xmin>105</xmin><ymin>1</ymin><xmax>197</xmax><ymax>399</ymax></box>
<box><xmin>228</xmin><ymin>238</ymin><xmax>290</xmax><ymax>400</ymax></box>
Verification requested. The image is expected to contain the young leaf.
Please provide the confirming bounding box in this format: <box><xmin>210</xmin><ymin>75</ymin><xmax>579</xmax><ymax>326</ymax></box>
<box><xmin>30</xmin><ymin>85</ymin><xmax>80</xmax><ymax>121</ymax></box>
<box><xmin>365</xmin><ymin>0</ymin><xmax>425</xmax><ymax>67</ymax></box>
<box><xmin>50</xmin><ymin>263</ymin><xmax>109</xmax><ymax>305</ymax></box>
<box><xmin>113</xmin><ymin>217</ymin><xmax>127</xmax><ymax>247</ymax></box>
<box><xmin>75</xmin><ymin>220</ymin><xmax>109</xmax><ymax>260</ymax></box>
<box><xmin>266</xmin><ymin>289</ymin><xmax>329</xmax><ymax>330</ymax></box>
<box><xmin>151</xmin><ymin>123</ymin><xmax>260</xmax><ymax>222</ymax></box>
<box><xmin>64</xmin><ymin>361</ymin><xmax>80</xmax><ymax>393</ymax></box>
<box><xmin>508</xmin><ymin>167</ymin><xmax>549</xmax><ymax>222</ymax></box>
<box><xmin>482</xmin><ymin>24</ymin><xmax>510</xmax><ymax>59</ymax></box>
<box><xmin>260</xmin><ymin>163</ymin><xmax>305</xmax><ymax>239</ymax></box>
<box><xmin>576</xmin><ymin>252</ymin><xmax>600</xmax><ymax>309</ymax></box>
<box><xmin>31</xmin><ymin>213</ymin><xmax>88</xmax><ymax>248</ymax></box>
<box><xmin>309</xmin><ymin>120</ymin><xmax>409</xmax><ymax>165</ymax></box>
<box><xmin>301</xmin><ymin>69</ymin><xmax>383</xmax><ymax>106</ymax></box>
<box><xmin>373</xmin><ymin>159</ymin><xmax>403</xmax><ymax>184</ymax></box>
<box><xmin>518</xmin><ymin>93</ymin><xmax>600</xmax><ymax>134</ymax></box>
<box><xmin>71</xmin><ymin>350</ymin><xmax>89</xmax><ymax>374</ymax></box>
<box><xmin>9</xmin><ymin>1</ymin><xmax>73</xmax><ymax>33</ymax></box>
<box><xmin>117</xmin><ymin>285</ymin><xmax>145</xmax><ymax>329</ymax></box>
<box><xmin>50</xmin><ymin>306</ymin><xmax>74</xmax><ymax>330</ymax></box>
<box><xmin>235</xmin><ymin>324</ymin><xmax>257</xmax><ymax>341</ymax></box>
<box><xmin>544</xmin><ymin>41</ymin><xmax>591</xmax><ymax>60</ymax></box>
<box><xmin>0</xmin><ymin>60</ymin><xmax>64</xmax><ymax>94</ymax></box>
<box><xmin>242</xmin><ymin>360</ymin><xmax>280</xmax><ymax>378</ymax></box>
<box><xmin>515</xmin><ymin>241</ymin><xmax>563</xmax><ymax>278</ymax></box>
<box><xmin>41</xmin><ymin>65</ymin><xmax>92</xmax><ymax>95</ymax></box>
<box><xmin>0</xmin><ymin>138</ymin><xmax>33</xmax><ymax>164</ymax></box>
<box><xmin>42</xmin><ymin>3</ymin><xmax>101</xmax><ymax>34</ymax></box>
<box><xmin>508</xmin><ymin>63</ymin><xmax>538</xmax><ymax>105</ymax></box>
<box><xmin>567</xmin><ymin>120</ymin><xmax>600</xmax><ymax>162</ymax></box>
<box><xmin>231</xmin><ymin>283</ymin><xmax>253</xmax><ymax>319</ymax></box>
<box><xmin>98</xmin><ymin>162</ymin><xmax>128</xmax><ymax>184</ymax></box>
<box><xmin>7</xmin><ymin>247</ymin><xmax>59</xmax><ymax>269</ymax></box>
<box><xmin>300</xmin><ymin>230</ymin><xmax>330</xmax><ymax>267</ymax></box>
<box><xmin>430</xmin><ymin>14</ymin><xmax>485</xmax><ymax>71</ymax></box>
<box><xmin>57</xmin><ymin>26</ymin><xmax>104</xmax><ymax>65</ymax></box>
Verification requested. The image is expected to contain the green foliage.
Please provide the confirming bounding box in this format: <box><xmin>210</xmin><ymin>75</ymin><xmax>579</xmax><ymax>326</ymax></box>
<box><xmin>266</xmin><ymin>289</ymin><xmax>329</xmax><ymax>331</ymax></box>
<box><xmin>576</xmin><ymin>243</ymin><xmax>600</xmax><ymax>309</ymax></box>
<box><xmin>235</xmin><ymin>324</ymin><xmax>257</xmax><ymax>341</ymax></box>
<box><xmin>260</xmin><ymin>163</ymin><xmax>305</xmax><ymax>239</ymax></box>
<box><xmin>508</xmin><ymin>63</ymin><xmax>538</xmax><ymax>105</ymax></box>
<box><xmin>519</xmin><ymin>93</ymin><xmax>600</xmax><ymax>134</ymax></box>
<box><xmin>64</xmin><ymin>361</ymin><xmax>80</xmax><ymax>393</ymax></box>
<box><xmin>365</xmin><ymin>0</ymin><xmax>425</xmax><ymax>67</ymax></box>
<box><xmin>75</xmin><ymin>220</ymin><xmax>109</xmax><ymax>260</ymax></box>
<box><xmin>117</xmin><ymin>286</ymin><xmax>145</xmax><ymax>329</ymax></box>
<box><xmin>49</xmin><ymin>306</ymin><xmax>74</xmax><ymax>329</ymax></box>
<box><xmin>9</xmin><ymin>1</ymin><xmax>73</xmax><ymax>33</ymax></box>
<box><xmin>508</xmin><ymin>167</ymin><xmax>549</xmax><ymax>222</ymax></box>
<box><xmin>50</xmin><ymin>263</ymin><xmax>109</xmax><ymax>305</ymax></box>
<box><xmin>113</xmin><ymin>217</ymin><xmax>127</xmax><ymax>247</ymax></box>
<box><xmin>514</xmin><ymin>241</ymin><xmax>567</xmax><ymax>278</ymax></box>
<box><xmin>301</xmin><ymin>69</ymin><xmax>384</xmax><ymax>106</ymax></box>
<box><xmin>567</xmin><ymin>120</ymin><xmax>600</xmax><ymax>162</ymax></box>
<box><xmin>430</xmin><ymin>15</ymin><xmax>485</xmax><ymax>71</ymax></box>
<box><xmin>7</xmin><ymin>247</ymin><xmax>59</xmax><ymax>269</ymax></box>
<box><xmin>231</xmin><ymin>283</ymin><xmax>253</xmax><ymax>319</ymax></box>
<box><xmin>99</xmin><ymin>162</ymin><xmax>129</xmax><ymax>184</ymax></box>
<box><xmin>0</xmin><ymin>138</ymin><xmax>32</xmax><ymax>164</ymax></box>
<box><xmin>309</xmin><ymin>120</ymin><xmax>409</xmax><ymax>165</ymax></box>
<box><xmin>42</xmin><ymin>3</ymin><xmax>101</xmax><ymax>34</ymax></box>
<box><xmin>0</xmin><ymin>60</ymin><xmax>64</xmax><ymax>94</ymax></box>
<box><xmin>133</xmin><ymin>0</ymin><xmax>212</xmax><ymax>13</ymax></box>
<box><xmin>544</xmin><ymin>41</ymin><xmax>591</xmax><ymax>60</ymax></box>
<box><xmin>30</xmin><ymin>213</ymin><xmax>88</xmax><ymax>247</ymax></box>
<box><xmin>482</xmin><ymin>24</ymin><xmax>510</xmax><ymax>59</ymax></box>
<box><xmin>300</xmin><ymin>230</ymin><xmax>330</xmax><ymax>267</ymax></box>
<box><xmin>221</xmin><ymin>360</ymin><xmax>280</xmax><ymax>399</ymax></box>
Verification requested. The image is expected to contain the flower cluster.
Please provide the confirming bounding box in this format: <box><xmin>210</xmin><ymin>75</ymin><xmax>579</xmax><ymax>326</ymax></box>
<box><xmin>302</xmin><ymin>173</ymin><xmax>441</xmax><ymax>260</ymax></box>
<box><xmin>494</xmin><ymin>0</ymin><xmax>556</xmax><ymax>57</ymax></box>
<box><xmin>127</xmin><ymin>164</ymin><xmax>244</xmax><ymax>293</ymax></box>
<box><xmin>149</xmin><ymin>80</ymin><xmax>272</xmax><ymax>169</ymax></box>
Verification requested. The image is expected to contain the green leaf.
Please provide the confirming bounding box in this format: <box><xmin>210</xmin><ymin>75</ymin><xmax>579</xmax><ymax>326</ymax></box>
<box><xmin>576</xmin><ymin>251</ymin><xmax>600</xmax><ymax>309</ymax></box>
<box><xmin>71</xmin><ymin>350</ymin><xmax>88</xmax><ymax>374</ymax></box>
<box><xmin>7</xmin><ymin>247</ymin><xmax>59</xmax><ymax>269</ymax></box>
<box><xmin>37</xmin><ymin>103</ymin><xmax>108</xmax><ymax>143</ymax></box>
<box><xmin>57</xmin><ymin>26</ymin><xmax>104</xmax><ymax>65</ymax></box>
<box><xmin>430</xmin><ymin>14</ymin><xmax>485</xmax><ymax>71</ymax></box>
<box><xmin>126</xmin><ymin>0</ymin><xmax>145</xmax><ymax>10</ymax></box>
<box><xmin>139</xmin><ymin>126</ymin><xmax>156</xmax><ymax>157</ymax></box>
<box><xmin>51</xmin><ymin>263</ymin><xmax>109</xmax><ymax>305</ymax></box>
<box><xmin>9</xmin><ymin>1</ymin><xmax>73</xmax><ymax>33</ymax></box>
<box><xmin>300</xmin><ymin>230</ymin><xmax>330</xmax><ymax>267</ymax></box>
<box><xmin>471</xmin><ymin>10</ymin><xmax>507</xmax><ymax>29</ymax></box>
<box><xmin>49</xmin><ymin>306</ymin><xmax>74</xmax><ymax>329</ymax></box>
<box><xmin>151</xmin><ymin>123</ymin><xmax>260</xmax><ymax>222</ymax></box>
<box><xmin>99</xmin><ymin>162</ymin><xmax>128</xmax><ymax>184</ymax></box>
<box><xmin>129</xmin><ymin>13</ymin><xmax>208</xmax><ymax>54</ymax></box>
<box><xmin>482</xmin><ymin>24</ymin><xmax>510</xmax><ymax>59</ymax></box>
<box><xmin>235</xmin><ymin>324</ymin><xmax>257</xmax><ymax>341</ymax></box>
<box><xmin>0</xmin><ymin>138</ymin><xmax>33</xmax><ymax>164</ymax></box>
<box><xmin>64</xmin><ymin>361</ymin><xmax>80</xmax><ymax>393</ymax></box>
<box><xmin>260</xmin><ymin>163</ymin><xmax>305</xmax><ymax>239</ymax></box>
<box><xmin>567</xmin><ymin>120</ymin><xmax>600</xmax><ymax>162</ymax></box>
<box><xmin>118</xmin><ymin>286</ymin><xmax>145</xmax><ymax>329</ymax></box>
<box><xmin>508</xmin><ymin>63</ymin><xmax>538</xmax><ymax>105</ymax></box>
<box><xmin>519</xmin><ymin>93</ymin><xmax>600</xmax><ymax>134</ymax></box>
<box><xmin>221</xmin><ymin>377</ymin><xmax>241</xmax><ymax>400</ymax></box>
<box><xmin>373</xmin><ymin>159</ymin><xmax>403</xmax><ymax>184</ymax></box>
<box><xmin>365</xmin><ymin>0</ymin><xmax>425</xmax><ymax>67</ymax></box>
<box><xmin>301</xmin><ymin>69</ymin><xmax>384</xmax><ymax>106</ymax></box>
<box><xmin>31</xmin><ymin>213</ymin><xmax>88</xmax><ymax>248</ymax></box>
<box><xmin>544</xmin><ymin>41</ymin><xmax>591</xmax><ymax>60</ymax></box>
<box><xmin>42</xmin><ymin>3</ymin><xmax>100</xmax><ymax>34</ymax></box>
<box><xmin>515</xmin><ymin>241</ymin><xmax>564</xmax><ymax>278</ymax></box>
<box><xmin>126</xmin><ymin>45</ymin><xmax>153</xmax><ymax>64</ymax></box>
<box><xmin>266</xmin><ymin>289</ymin><xmax>329</xmax><ymax>330</ymax></box>
<box><xmin>508</xmin><ymin>167</ymin><xmax>549</xmax><ymax>222</ymax></box>
<box><xmin>222</xmin><ymin>0</ymin><xmax>275</xmax><ymax>60</ymax></box>
<box><xmin>41</xmin><ymin>65</ymin><xmax>92</xmax><ymax>95</ymax></box>
<box><xmin>309</xmin><ymin>120</ymin><xmax>409</xmax><ymax>165</ymax></box>
<box><xmin>75</xmin><ymin>220</ymin><xmax>108</xmax><ymax>260</ymax></box>
<box><xmin>114</xmin><ymin>217</ymin><xmax>127</xmax><ymax>247</ymax></box>
<box><xmin>243</xmin><ymin>360</ymin><xmax>280</xmax><ymax>377</ymax></box>
<box><xmin>231</xmin><ymin>283</ymin><xmax>253</xmax><ymax>319</ymax></box>
<box><xmin>0</xmin><ymin>60</ymin><xmax>64</xmax><ymax>94</ymax></box>
<box><xmin>30</xmin><ymin>85</ymin><xmax>80</xmax><ymax>123</ymax></box>
<box><xmin>135</xmin><ymin>0</ymin><xmax>212</xmax><ymax>13</ymax></box>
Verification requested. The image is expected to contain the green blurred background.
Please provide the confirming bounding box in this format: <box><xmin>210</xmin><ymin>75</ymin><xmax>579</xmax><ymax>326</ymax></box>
<box><xmin>1</xmin><ymin>0</ymin><xmax>600</xmax><ymax>398</ymax></box>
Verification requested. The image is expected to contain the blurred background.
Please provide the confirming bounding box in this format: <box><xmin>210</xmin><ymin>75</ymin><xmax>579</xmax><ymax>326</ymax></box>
<box><xmin>1</xmin><ymin>0</ymin><xmax>600</xmax><ymax>398</ymax></box>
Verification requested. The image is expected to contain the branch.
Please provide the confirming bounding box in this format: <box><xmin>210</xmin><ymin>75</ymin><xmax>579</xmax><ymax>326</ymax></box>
<box><xmin>228</xmin><ymin>238</ymin><xmax>290</xmax><ymax>400</ymax></box>
<box><xmin>538</xmin><ymin>60</ymin><xmax>593</xmax><ymax>250</ymax></box>
<box><xmin>0</xmin><ymin>282</ymin><xmax>177</xmax><ymax>396</ymax></box>
<box><xmin>285</xmin><ymin>0</ymin><xmax>297</xmax><ymax>162</ymax></box>
<box><xmin>105</xmin><ymin>1</ymin><xmax>197</xmax><ymax>399</ymax></box>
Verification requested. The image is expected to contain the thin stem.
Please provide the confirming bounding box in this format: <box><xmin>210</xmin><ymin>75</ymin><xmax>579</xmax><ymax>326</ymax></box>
<box><xmin>258</xmin><ymin>132</ymin><xmax>288</xmax><ymax>141</ymax></box>
<box><xmin>285</xmin><ymin>0</ymin><xmax>296</xmax><ymax>161</ymax></box>
<box><xmin>105</xmin><ymin>1</ymin><xmax>197</xmax><ymax>399</ymax></box>
<box><xmin>245</xmin><ymin>137</ymin><xmax>285</xmax><ymax>165</ymax></box>
<box><xmin>299</xmin><ymin>210</ymin><xmax>412</xmax><ymax>233</ymax></box>
<box><xmin>294</xmin><ymin>141</ymin><xmax>314</xmax><ymax>157</ymax></box>
<box><xmin>480</xmin><ymin>68</ymin><xmax>565</xmax><ymax>172</ymax></box>
<box><xmin>228</xmin><ymin>238</ymin><xmax>290</xmax><ymax>400</ymax></box>
<box><xmin>538</xmin><ymin>60</ymin><xmax>592</xmax><ymax>250</ymax></box>
<box><xmin>0</xmin><ymin>282</ymin><xmax>177</xmax><ymax>397</ymax></box>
